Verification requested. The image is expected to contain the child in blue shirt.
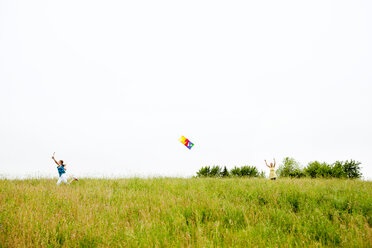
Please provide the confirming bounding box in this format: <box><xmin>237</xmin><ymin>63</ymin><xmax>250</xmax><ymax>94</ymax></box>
<box><xmin>52</xmin><ymin>155</ymin><xmax>78</xmax><ymax>185</ymax></box>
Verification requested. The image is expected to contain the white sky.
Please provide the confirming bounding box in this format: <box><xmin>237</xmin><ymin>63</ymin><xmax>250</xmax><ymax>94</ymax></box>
<box><xmin>0</xmin><ymin>0</ymin><xmax>371</xmax><ymax>179</ymax></box>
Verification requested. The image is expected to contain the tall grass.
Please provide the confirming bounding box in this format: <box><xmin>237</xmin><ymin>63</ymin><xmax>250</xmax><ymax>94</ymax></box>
<box><xmin>0</xmin><ymin>178</ymin><xmax>371</xmax><ymax>247</ymax></box>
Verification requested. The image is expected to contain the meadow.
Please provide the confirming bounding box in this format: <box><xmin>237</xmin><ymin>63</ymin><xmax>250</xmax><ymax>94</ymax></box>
<box><xmin>0</xmin><ymin>178</ymin><xmax>371</xmax><ymax>247</ymax></box>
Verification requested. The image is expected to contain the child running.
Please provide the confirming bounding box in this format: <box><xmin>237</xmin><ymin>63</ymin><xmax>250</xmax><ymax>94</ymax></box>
<box><xmin>265</xmin><ymin>158</ymin><xmax>277</xmax><ymax>180</ymax></box>
<box><xmin>52</xmin><ymin>155</ymin><xmax>78</xmax><ymax>185</ymax></box>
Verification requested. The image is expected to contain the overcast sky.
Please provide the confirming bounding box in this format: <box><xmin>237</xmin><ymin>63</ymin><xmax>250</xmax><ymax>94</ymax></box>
<box><xmin>1</xmin><ymin>0</ymin><xmax>371</xmax><ymax>179</ymax></box>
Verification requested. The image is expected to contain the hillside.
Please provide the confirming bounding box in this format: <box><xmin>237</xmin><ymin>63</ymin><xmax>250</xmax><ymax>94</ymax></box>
<box><xmin>0</xmin><ymin>178</ymin><xmax>371</xmax><ymax>247</ymax></box>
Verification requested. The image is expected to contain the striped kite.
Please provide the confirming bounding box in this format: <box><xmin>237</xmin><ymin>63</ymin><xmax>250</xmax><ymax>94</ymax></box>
<box><xmin>179</xmin><ymin>136</ymin><xmax>194</xmax><ymax>150</ymax></box>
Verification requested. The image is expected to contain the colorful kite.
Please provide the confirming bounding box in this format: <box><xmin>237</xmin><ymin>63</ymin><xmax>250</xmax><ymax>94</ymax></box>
<box><xmin>179</xmin><ymin>136</ymin><xmax>194</xmax><ymax>150</ymax></box>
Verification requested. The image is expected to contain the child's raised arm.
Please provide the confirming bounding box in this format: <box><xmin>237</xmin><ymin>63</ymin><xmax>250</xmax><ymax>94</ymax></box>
<box><xmin>52</xmin><ymin>156</ymin><xmax>60</xmax><ymax>167</ymax></box>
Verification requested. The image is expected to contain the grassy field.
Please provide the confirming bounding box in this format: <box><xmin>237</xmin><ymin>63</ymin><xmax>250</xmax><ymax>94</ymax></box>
<box><xmin>0</xmin><ymin>178</ymin><xmax>371</xmax><ymax>247</ymax></box>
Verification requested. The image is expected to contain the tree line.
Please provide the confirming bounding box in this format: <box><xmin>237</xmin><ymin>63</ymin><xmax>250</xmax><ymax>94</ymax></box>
<box><xmin>277</xmin><ymin>157</ymin><xmax>362</xmax><ymax>179</ymax></box>
<box><xmin>196</xmin><ymin>158</ymin><xmax>362</xmax><ymax>179</ymax></box>
<box><xmin>196</xmin><ymin>165</ymin><xmax>265</xmax><ymax>178</ymax></box>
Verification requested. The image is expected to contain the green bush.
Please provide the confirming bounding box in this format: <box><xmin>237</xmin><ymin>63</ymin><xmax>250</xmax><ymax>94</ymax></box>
<box><xmin>304</xmin><ymin>160</ymin><xmax>362</xmax><ymax>179</ymax></box>
<box><xmin>240</xmin><ymin>166</ymin><xmax>259</xmax><ymax>177</ymax></box>
<box><xmin>331</xmin><ymin>161</ymin><xmax>346</xmax><ymax>178</ymax></box>
<box><xmin>221</xmin><ymin>166</ymin><xmax>229</xmax><ymax>177</ymax></box>
<box><xmin>305</xmin><ymin>161</ymin><xmax>332</xmax><ymax>178</ymax></box>
<box><xmin>305</xmin><ymin>161</ymin><xmax>321</xmax><ymax>178</ymax></box>
<box><xmin>197</xmin><ymin>166</ymin><xmax>223</xmax><ymax>177</ymax></box>
<box><xmin>318</xmin><ymin>163</ymin><xmax>333</xmax><ymax>178</ymax></box>
<box><xmin>343</xmin><ymin>160</ymin><xmax>362</xmax><ymax>179</ymax></box>
<box><xmin>290</xmin><ymin>168</ymin><xmax>306</xmax><ymax>178</ymax></box>
<box><xmin>276</xmin><ymin>157</ymin><xmax>304</xmax><ymax>178</ymax></box>
<box><xmin>210</xmin><ymin>166</ymin><xmax>222</xmax><ymax>177</ymax></box>
<box><xmin>196</xmin><ymin>165</ymin><xmax>262</xmax><ymax>178</ymax></box>
<box><xmin>196</xmin><ymin>166</ymin><xmax>210</xmax><ymax>177</ymax></box>
<box><xmin>230</xmin><ymin>167</ymin><xmax>241</xmax><ymax>177</ymax></box>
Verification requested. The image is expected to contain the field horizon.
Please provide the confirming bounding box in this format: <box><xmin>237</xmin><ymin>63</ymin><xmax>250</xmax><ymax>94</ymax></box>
<box><xmin>1</xmin><ymin>178</ymin><xmax>371</xmax><ymax>247</ymax></box>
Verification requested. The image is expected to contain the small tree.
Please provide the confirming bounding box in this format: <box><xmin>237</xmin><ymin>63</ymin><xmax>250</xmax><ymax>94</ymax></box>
<box><xmin>196</xmin><ymin>166</ymin><xmax>210</xmax><ymax>177</ymax></box>
<box><xmin>240</xmin><ymin>166</ymin><xmax>259</xmax><ymax>177</ymax></box>
<box><xmin>290</xmin><ymin>168</ymin><xmax>306</xmax><ymax>178</ymax></box>
<box><xmin>221</xmin><ymin>166</ymin><xmax>230</xmax><ymax>177</ymax></box>
<box><xmin>317</xmin><ymin>163</ymin><xmax>332</xmax><ymax>178</ymax></box>
<box><xmin>230</xmin><ymin>166</ymin><xmax>241</xmax><ymax>177</ymax></box>
<box><xmin>304</xmin><ymin>161</ymin><xmax>332</xmax><ymax>178</ymax></box>
<box><xmin>305</xmin><ymin>161</ymin><xmax>321</xmax><ymax>178</ymax></box>
<box><xmin>331</xmin><ymin>161</ymin><xmax>346</xmax><ymax>178</ymax></box>
<box><xmin>276</xmin><ymin>157</ymin><xmax>302</xmax><ymax>178</ymax></box>
<box><xmin>343</xmin><ymin>160</ymin><xmax>362</xmax><ymax>179</ymax></box>
<box><xmin>210</xmin><ymin>166</ymin><xmax>222</xmax><ymax>177</ymax></box>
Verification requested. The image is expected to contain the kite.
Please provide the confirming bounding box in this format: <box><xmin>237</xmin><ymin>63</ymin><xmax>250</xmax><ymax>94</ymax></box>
<box><xmin>179</xmin><ymin>136</ymin><xmax>194</xmax><ymax>150</ymax></box>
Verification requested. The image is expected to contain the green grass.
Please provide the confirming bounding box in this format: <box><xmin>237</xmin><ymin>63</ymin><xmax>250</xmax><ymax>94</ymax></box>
<box><xmin>0</xmin><ymin>178</ymin><xmax>371</xmax><ymax>247</ymax></box>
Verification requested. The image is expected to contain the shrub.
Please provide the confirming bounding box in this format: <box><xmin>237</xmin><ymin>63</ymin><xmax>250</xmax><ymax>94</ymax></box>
<box><xmin>290</xmin><ymin>168</ymin><xmax>306</xmax><ymax>178</ymax></box>
<box><xmin>343</xmin><ymin>160</ymin><xmax>362</xmax><ymax>179</ymax></box>
<box><xmin>221</xmin><ymin>166</ymin><xmax>230</xmax><ymax>177</ymax></box>
<box><xmin>331</xmin><ymin>161</ymin><xmax>346</xmax><ymax>178</ymax></box>
<box><xmin>305</xmin><ymin>160</ymin><xmax>362</xmax><ymax>179</ymax></box>
<box><xmin>240</xmin><ymin>166</ymin><xmax>259</xmax><ymax>177</ymax></box>
<box><xmin>305</xmin><ymin>161</ymin><xmax>332</xmax><ymax>178</ymax></box>
<box><xmin>276</xmin><ymin>157</ymin><xmax>303</xmax><ymax>178</ymax></box>
<box><xmin>196</xmin><ymin>165</ymin><xmax>261</xmax><ymax>178</ymax></box>
<box><xmin>230</xmin><ymin>167</ymin><xmax>241</xmax><ymax>177</ymax></box>
<box><xmin>305</xmin><ymin>161</ymin><xmax>321</xmax><ymax>178</ymax></box>
<box><xmin>210</xmin><ymin>166</ymin><xmax>222</xmax><ymax>177</ymax></box>
<box><xmin>196</xmin><ymin>166</ymin><xmax>210</xmax><ymax>177</ymax></box>
<box><xmin>317</xmin><ymin>163</ymin><xmax>332</xmax><ymax>178</ymax></box>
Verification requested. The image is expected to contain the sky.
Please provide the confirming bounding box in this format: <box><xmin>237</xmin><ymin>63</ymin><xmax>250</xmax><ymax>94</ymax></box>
<box><xmin>0</xmin><ymin>0</ymin><xmax>371</xmax><ymax>179</ymax></box>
